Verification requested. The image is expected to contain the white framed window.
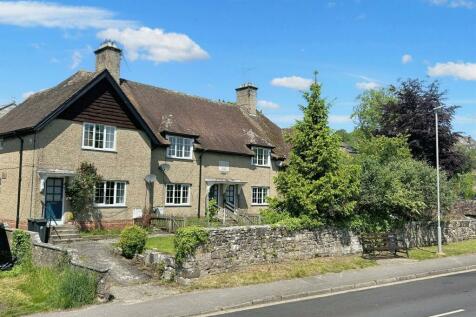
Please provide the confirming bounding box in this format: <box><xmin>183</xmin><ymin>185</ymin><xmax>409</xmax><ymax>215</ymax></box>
<box><xmin>82</xmin><ymin>122</ymin><xmax>116</xmax><ymax>151</ymax></box>
<box><xmin>0</xmin><ymin>139</ymin><xmax>4</xmax><ymax>150</ymax></box>
<box><xmin>95</xmin><ymin>181</ymin><xmax>126</xmax><ymax>207</ymax></box>
<box><xmin>166</xmin><ymin>184</ymin><xmax>190</xmax><ymax>206</ymax></box>
<box><xmin>251</xmin><ymin>147</ymin><xmax>271</xmax><ymax>167</ymax></box>
<box><xmin>166</xmin><ymin>135</ymin><xmax>193</xmax><ymax>159</ymax></box>
<box><xmin>252</xmin><ymin>187</ymin><xmax>269</xmax><ymax>205</ymax></box>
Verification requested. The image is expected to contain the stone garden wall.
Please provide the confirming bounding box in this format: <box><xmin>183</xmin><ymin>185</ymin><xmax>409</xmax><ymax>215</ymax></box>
<box><xmin>142</xmin><ymin>220</ymin><xmax>476</xmax><ymax>282</ymax></box>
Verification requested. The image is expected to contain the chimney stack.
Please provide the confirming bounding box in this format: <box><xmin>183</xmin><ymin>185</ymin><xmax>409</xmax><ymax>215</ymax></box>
<box><xmin>95</xmin><ymin>40</ymin><xmax>121</xmax><ymax>83</ymax></box>
<box><xmin>236</xmin><ymin>83</ymin><xmax>258</xmax><ymax>116</ymax></box>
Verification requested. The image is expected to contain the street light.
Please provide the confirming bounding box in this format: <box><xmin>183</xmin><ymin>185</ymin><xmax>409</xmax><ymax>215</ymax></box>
<box><xmin>433</xmin><ymin>105</ymin><xmax>444</xmax><ymax>255</ymax></box>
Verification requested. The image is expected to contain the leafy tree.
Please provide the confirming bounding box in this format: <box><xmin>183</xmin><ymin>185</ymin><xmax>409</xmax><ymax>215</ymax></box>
<box><xmin>352</xmin><ymin>88</ymin><xmax>396</xmax><ymax>137</ymax></box>
<box><xmin>353</xmin><ymin>136</ymin><xmax>455</xmax><ymax>232</ymax></box>
<box><xmin>353</xmin><ymin>79</ymin><xmax>465</xmax><ymax>176</ymax></box>
<box><xmin>270</xmin><ymin>75</ymin><xmax>360</xmax><ymax>224</ymax></box>
<box><xmin>66</xmin><ymin>162</ymin><xmax>103</xmax><ymax>224</ymax></box>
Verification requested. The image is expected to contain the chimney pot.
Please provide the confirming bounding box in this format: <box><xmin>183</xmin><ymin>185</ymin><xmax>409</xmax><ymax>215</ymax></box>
<box><xmin>236</xmin><ymin>83</ymin><xmax>258</xmax><ymax>116</ymax></box>
<box><xmin>95</xmin><ymin>41</ymin><xmax>121</xmax><ymax>83</ymax></box>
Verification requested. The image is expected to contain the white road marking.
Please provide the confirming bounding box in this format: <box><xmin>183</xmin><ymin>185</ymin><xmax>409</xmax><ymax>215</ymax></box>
<box><xmin>427</xmin><ymin>309</ymin><xmax>465</xmax><ymax>317</ymax></box>
<box><xmin>197</xmin><ymin>270</ymin><xmax>476</xmax><ymax>316</ymax></box>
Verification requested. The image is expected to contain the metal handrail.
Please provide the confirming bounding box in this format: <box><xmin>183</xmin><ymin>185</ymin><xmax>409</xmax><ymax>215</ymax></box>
<box><xmin>44</xmin><ymin>205</ymin><xmax>58</xmax><ymax>227</ymax></box>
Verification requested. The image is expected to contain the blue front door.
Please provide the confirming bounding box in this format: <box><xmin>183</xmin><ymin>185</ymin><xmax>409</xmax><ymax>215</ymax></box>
<box><xmin>45</xmin><ymin>178</ymin><xmax>64</xmax><ymax>220</ymax></box>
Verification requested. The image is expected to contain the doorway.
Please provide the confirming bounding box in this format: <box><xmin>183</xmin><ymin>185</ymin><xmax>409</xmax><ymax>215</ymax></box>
<box><xmin>44</xmin><ymin>177</ymin><xmax>64</xmax><ymax>222</ymax></box>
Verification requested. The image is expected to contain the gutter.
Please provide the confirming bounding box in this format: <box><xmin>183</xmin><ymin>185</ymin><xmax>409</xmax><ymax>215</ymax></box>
<box><xmin>15</xmin><ymin>135</ymin><xmax>24</xmax><ymax>229</ymax></box>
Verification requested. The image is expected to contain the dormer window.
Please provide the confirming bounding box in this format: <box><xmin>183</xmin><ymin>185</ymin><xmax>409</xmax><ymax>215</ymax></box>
<box><xmin>166</xmin><ymin>135</ymin><xmax>193</xmax><ymax>159</ymax></box>
<box><xmin>82</xmin><ymin>122</ymin><xmax>116</xmax><ymax>151</ymax></box>
<box><xmin>251</xmin><ymin>147</ymin><xmax>271</xmax><ymax>167</ymax></box>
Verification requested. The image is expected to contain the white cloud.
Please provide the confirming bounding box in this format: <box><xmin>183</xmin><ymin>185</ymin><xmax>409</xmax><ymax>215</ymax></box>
<box><xmin>257</xmin><ymin>100</ymin><xmax>280</xmax><ymax>110</ymax></box>
<box><xmin>356</xmin><ymin>81</ymin><xmax>381</xmax><ymax>90</ymax></box>
<box><xmin>329</xmin><ymin>115</ymin><xmax>352</xmax><ymax>124</ymax></box>
<box><xmin>455</xmin><ymin>115</ymin><xmax>476</xmax><ymax>124</ymax></box>
<box><xmin>402</xmin><ymin>54</ymin><xmax>413</xmax><ymax>64</ymax></box>
<box><xmin>270</xmin><ymin>76</ymin><xmax>313</xmax><ymax>90</ymax></box>
<box><xmin>97</xmin><ymin>27</ymin><xmax>209</xmax><ymax>63</ymax></box>
<box><xmin>0</xmin><ymin>1</ymin><xmax>136</xmax><ymax>29</ymax></box>
<box><xmin>268</xmin><ymin>114</ymin><xmax>302</xmax><ymax>125</ymax></box>
<box><xmin>428</xmin><ymin>0</ymin><xmax>476</xmax><ymax>8</ymax></box>
<box><xmin>70</xmin><ymin>50</ymin><xmax>82</xmax><ymax>69</ymax></box>
<box><xmin>427</xmin><ymin>62</ymin><xmax>476</xmax><ymax>80</ymax></box>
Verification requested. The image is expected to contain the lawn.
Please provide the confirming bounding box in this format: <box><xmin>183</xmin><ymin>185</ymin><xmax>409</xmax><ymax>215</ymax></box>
<box><xmin>187</xmin><ymin>256</ymin><xmax>375</xmax><ymax>290</ymax></box>
<box><xmin>79</xmin><ymin>228</ymin><xmax>122</xmax><ymax>238</ymax></box>
<box><xmin>0</xmin><ymin>264</ymin><xmax>97</xmax><ymax>317</ymax></box>
<box><xmin>145</xmin><ymin>235</ymin><xmax>176</xmax><ymax>255</ymax></box>
<box><xmin>409</xmin><ymin>239</ymin><xmax>476</xmax><ymax>260</ymax></box>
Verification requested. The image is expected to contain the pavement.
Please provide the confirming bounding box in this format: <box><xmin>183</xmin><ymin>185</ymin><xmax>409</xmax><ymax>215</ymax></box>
<box><xmin>34</xmin><ymin>253</ymin><xmax>476</xmax><ymax>317</ymax></box>
<box><xmin>216</xmin><ymin>270</ymin><xmax>476</xmax><ymax>317</ymax></box>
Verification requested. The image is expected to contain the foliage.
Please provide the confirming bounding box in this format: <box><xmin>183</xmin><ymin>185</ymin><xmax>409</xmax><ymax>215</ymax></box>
<box><xmin>0</xmin><ymin>264</ymin><xmax>97</xmax><ymax>317</ymax></box>
<box><xmin>270</xmin><ymin>75</ymin><xmax>360</xmax><ymax>225</ymax></box>
<box><xmin>145</xmin><ymin>235</ymin><xmax>176</xmax><ymax>255</ymax></box>
<box><xmin>354</xmin><ymin>79</ymin><xmax>464</xmax><ymax>176</ymax></box>
<box><xmin>174</xmin><ymin>226</ymin><xmax>209</xmax><ymax>265</ymax></box>
<box><xmin>52</xmin><ymin>267</ymin><xmax>97</xmax><ymax>309</ymax></box>
<box><xmin>451</xmin><ymin>172</ymin><xmax>475</xmax><ymax>200</ymax></box>
<box><xmin>260</xmin><ymin>209</ymin><xmax>321</xmax><ymax>231</ymax></box>
<box><xmin>352</xmin><ymin>88</ymin><xmax>396</xmax><ymax>137</ymax></box>
<box><xmin>353</xmin><ymin>136</ymin><xmax>455</xmax><ymax>232</ymax></box>
<box><xmin>65</xmin><ymin>162</ymin><xmax>103</xmax><ymax>222</ymax></box>
<box><xmin>187</xmin><ymin>256</ymin><xmax>375</xmax><ymax>290</ymax></box>
<box><xmin>118</xmin><ymin>225</ymin><xmax>148</xmax><ymax>259</ymax></box>
<box><xmin>206</xmin><ymin>199</ymin><xmax>219</xmax><ymax>222</ymax></box>
<box><xmin>12</xmin><ymin>230</ymin><xmax>31</xmax><ymax>265</ymax></box>
<box><xmin>408</xmin><ymin>239</ymin><xmax>476</xmax><ymax>260</ymax></box>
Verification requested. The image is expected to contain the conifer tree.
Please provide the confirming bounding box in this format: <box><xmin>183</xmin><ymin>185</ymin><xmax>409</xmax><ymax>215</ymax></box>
<box><xmin>271</xmin><ymin>74</ymin><xmax>360</xmax><ymax>224</ymax></box>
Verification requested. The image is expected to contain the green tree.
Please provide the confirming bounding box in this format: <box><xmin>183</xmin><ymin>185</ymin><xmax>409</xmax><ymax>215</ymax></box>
<box><xmin>352</xmin><ymin>88</ymin><xmax>396</xmax><ymax>137</ymax></box>
<box><xmin>271</xmin><ymin>75</ymin><xmax>360</xmax><ymax>224</ymax></box>
<box><xmin>65</xmin><ymin>162</ymin><xmax>103</xmax><ymax>224</ymax></box>
<box><xmin>354</xmin><ymin>136</ymin><xmax>455</xmax><ymax>232</ymax></box>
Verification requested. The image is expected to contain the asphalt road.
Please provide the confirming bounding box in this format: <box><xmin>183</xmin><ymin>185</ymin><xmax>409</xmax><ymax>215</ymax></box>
<box><xmin>217</xmin><ymin>271</ymin><xmax>476</xmax><ymax>317</ymax></box>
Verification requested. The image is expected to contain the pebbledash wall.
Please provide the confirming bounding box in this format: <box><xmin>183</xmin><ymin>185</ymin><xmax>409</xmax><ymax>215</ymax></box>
<box><xmin>143</xmin><ymin>220</ymin><xmax>476</xmax><ymax>281</ymax></box>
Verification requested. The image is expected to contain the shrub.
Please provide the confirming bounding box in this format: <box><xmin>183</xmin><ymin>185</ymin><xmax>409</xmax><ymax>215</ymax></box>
<box><xmin>261</xmin><ymin>210</ymin><xmax>321</xmax><ymax>231</ymax></box>
<box><xmin>119</xmin><ymin>225</ymin><xmax>148</xmax><ymax>259</ymax></box>
<box><xmin>52</xmin><ymin>267</ymin><xmax>97</xmax><ymax>309</ymax></box>
<box><xmin>260</xmin><ymin>209</ymin><xmax>291</xmax><ymax>224</ymax></box>
<box><xmin>174</xmin><ymin>226</ymin><xmax>209</xmax><ymax>265</ymax></box>
<box><xmin>206</xmin><ymin>199</ymin><xmax>219</xmax><ymax>222</ymax></box>
<box><xmin>12</xmin><ymin>230</ymin><xmax>32</xmax><ymax>265</ymax></box>
<box><xmin>63</xmin><ymin>211</ymin><xmax>74</xmax><ymax>222</ymax></box>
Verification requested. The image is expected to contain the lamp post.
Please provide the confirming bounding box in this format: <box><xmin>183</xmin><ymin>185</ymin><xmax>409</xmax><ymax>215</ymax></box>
<box><xmin>434</xmin><ymin>105</ymin><xmax>443</xmax><ymax>255</ymax></box>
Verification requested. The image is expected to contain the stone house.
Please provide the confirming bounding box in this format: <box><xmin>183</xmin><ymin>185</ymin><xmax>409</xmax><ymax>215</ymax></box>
<box><xmin>0</xmin><ymin>42</ymin><xmax>288</xmax><ymax>228</ymax></box>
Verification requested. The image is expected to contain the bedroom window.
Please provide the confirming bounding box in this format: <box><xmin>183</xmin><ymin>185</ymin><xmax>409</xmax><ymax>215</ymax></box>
<box><xmin>251</xmin><ymin>147</ymin><xmax>271</xmax><ymax>167</ymax></box>
<box><xmin>252</xmin><ymin>187</ymin><xmax>269</xmax><ymax>205</ymax></box>
<box><xmin>166</xmin><ymin>135</ymin><xmax>193</xmax><ymax>159</ymax></box>
<box><xmin>94</xmin><ymin>181</ymin><xmax>126</xmax><ymax>206</ymax></box>
<box><xmin>82</xmin><ymin>123</ymin><xmax>116</xmax><ymax>151</ymax></box>
<box><xmin>166</xmin><ymin>184</ymin><xmax>190</xmax><ymax>206</ymax></box>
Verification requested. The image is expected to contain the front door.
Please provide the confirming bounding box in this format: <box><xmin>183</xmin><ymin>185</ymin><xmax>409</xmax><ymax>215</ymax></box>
<box><xmin>45</xmin><ymin>178</ymin><xmax>64</xmax><ymax>221</ymax></box>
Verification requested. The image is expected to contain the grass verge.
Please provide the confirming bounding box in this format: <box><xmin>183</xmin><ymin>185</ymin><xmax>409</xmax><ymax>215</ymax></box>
<box><xmin>186</xmin><ymin>256</ymin><xmax>375</xmax><ymax>290</ymax></box>
<box><xmin>79</xmin><ymin>228</ymin><xmax>122</xmax><ymax>238</ymax></box>
<box><xmin>145</xmin><ymin>235</ymin><xmax>176</xmax><ymax>255</ymax></box>
<box><xmin>409</xmin><ymin>239</ymin><xmax>476</xmax><ymax>260</ymax></box>
<box><xmin>0</xmin><ymin>264</ymin><xmax>97</xmax><ymax>317</ymax></box>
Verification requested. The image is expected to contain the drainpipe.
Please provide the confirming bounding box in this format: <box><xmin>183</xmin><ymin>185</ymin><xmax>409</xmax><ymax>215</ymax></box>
<box><xmin>15</xmin><ymin>135</ymin><xmax>24</xmax><ymax>229</ymax></box>
<box><xmin>197</xmin><ymin>150</ymin><xmax>206</xmax><ymax>218</ymax></box>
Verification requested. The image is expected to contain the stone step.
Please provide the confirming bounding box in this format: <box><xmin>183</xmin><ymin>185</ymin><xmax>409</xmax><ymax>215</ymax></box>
<box><xmin>50</xmin><ymin>237</ymin><xmax>83</xmax><ymax>244</ymax></box>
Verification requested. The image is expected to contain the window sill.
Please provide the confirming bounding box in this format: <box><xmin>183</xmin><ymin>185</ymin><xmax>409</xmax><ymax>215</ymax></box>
<box><xmin>165</xmin><ymin>204</ymin><xmax>192</xmax><ymax>207</ymax></box>
<box><xmin>251</xmin><ymin>204</ymin><xmax>269</xmax><ymax>206</ymax></box>
<box><xmin>82</xmin><ymin>147</ymin><xmax>117</xmax><ymax>153</ymax></box>
<box><xmin>251</xmin><ymin>164</ymin><xmax>271</xmax><ymax>168</ymax></box>
<box><xmin>94</xmin><ymin>204</ymin><xmax>127</xmax><ymax>208</ymax></box>
<box><xmin>166</xmin><ymin>156</ymin><xmax>194</xmax><ymax>161</ymax></box>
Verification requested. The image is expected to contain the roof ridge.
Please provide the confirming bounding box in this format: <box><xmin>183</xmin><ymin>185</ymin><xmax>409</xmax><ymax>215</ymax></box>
<box><xmin>0</xmin><ymin>102</ymin><xmax>15</xmax><ymax>110</ymax></box>
<box><xmin>121</xmin><ymin>78</ymin><xmax>235</xmax><ymax>108</ymax></box>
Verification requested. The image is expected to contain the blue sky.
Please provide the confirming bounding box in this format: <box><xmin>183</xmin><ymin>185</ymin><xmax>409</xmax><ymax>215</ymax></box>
<box><xmin>1</xmin><ymin>0</ymin><xmax>476</xmax><ymax>137</ymax></box>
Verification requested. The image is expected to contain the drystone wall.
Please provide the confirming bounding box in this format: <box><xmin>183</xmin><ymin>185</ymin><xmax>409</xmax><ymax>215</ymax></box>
<box><xmin>141</xmin><ymin>220</ymin><xmax>476</xmax><ymax>283</ymax></box>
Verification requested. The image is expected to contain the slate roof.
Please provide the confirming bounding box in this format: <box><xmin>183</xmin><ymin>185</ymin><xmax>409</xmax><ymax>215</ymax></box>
<box><xmin>0</xmin><ymin>71</ymin><xmax>288</xmax><ymax>159</ymax></box>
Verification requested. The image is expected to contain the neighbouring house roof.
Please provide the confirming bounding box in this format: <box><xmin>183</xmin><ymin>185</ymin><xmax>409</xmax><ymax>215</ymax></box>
<box><xmin>0</xmin><ymin>102</ymin><xmax>16</xmax><ymax>119</ymax></box>
<box><xmin>0</xmin><ymin>70</ymin><xmax>288</xmax><ymax>159</ymax></box>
